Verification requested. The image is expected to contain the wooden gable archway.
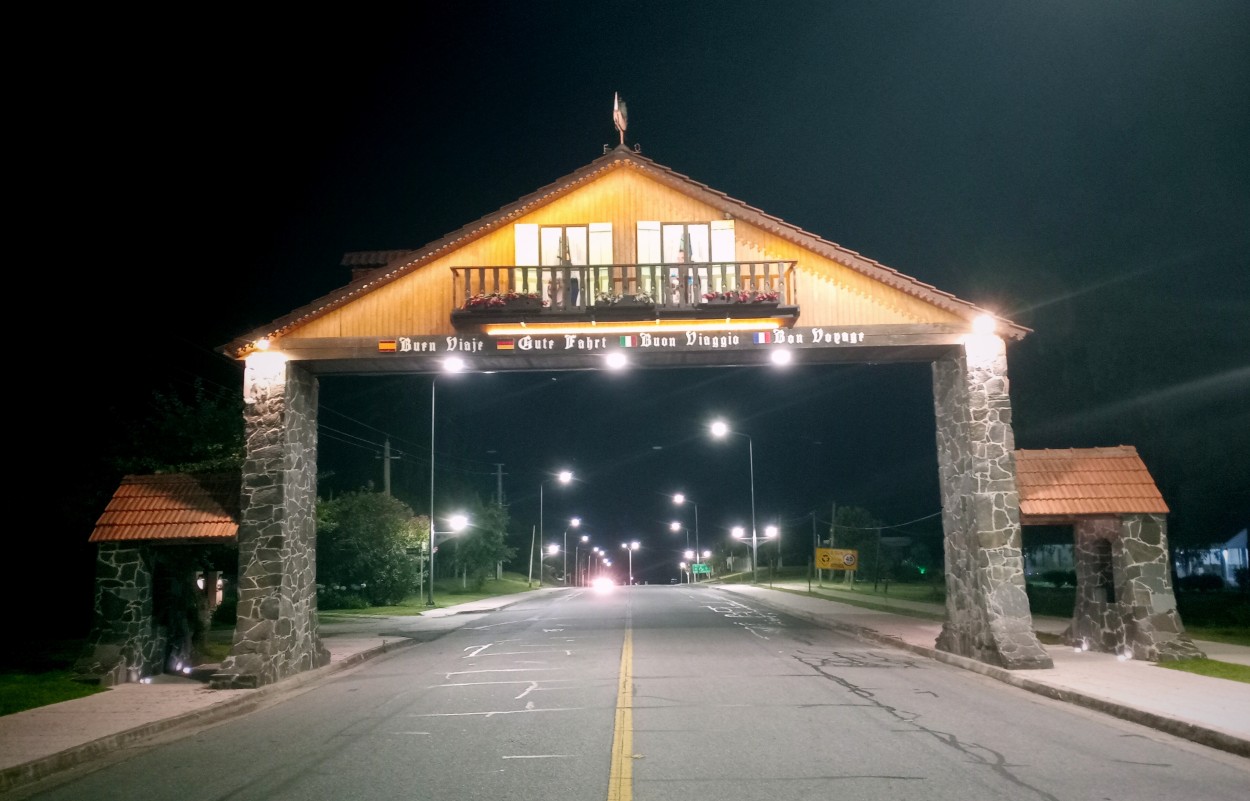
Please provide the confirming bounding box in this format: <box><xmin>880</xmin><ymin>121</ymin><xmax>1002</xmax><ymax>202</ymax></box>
<box><xmin>212</xmin><ymin>146</ymin><xmax>1052</xmax><ymax>688</ymax></box>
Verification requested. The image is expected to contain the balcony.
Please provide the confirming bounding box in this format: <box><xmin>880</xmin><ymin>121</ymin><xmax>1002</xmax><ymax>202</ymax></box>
<box><xmin>450</xmin><ymin>261</ymin><xmax>798</xmax><ymax>329</ymax></box>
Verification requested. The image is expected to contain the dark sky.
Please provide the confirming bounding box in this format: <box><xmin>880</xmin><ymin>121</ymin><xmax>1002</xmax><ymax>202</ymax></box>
<box><xmin>34</xmin><ymin>2</ymin><xmax>1248</xmax><ymax>597</ymax></box>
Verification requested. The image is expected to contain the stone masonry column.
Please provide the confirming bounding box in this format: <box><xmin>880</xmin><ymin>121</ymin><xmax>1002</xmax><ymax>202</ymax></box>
<box><xmin>932</xmin><ymin>335</ymin><xmax>1052</xmax><ymax>669</ymax></box>
<box><xmin>1118</xmin><ymin>514</ymin><xmax>1204</xmax><ymax>661</ymax></box>
<box><xmin>74</xmin><ymin>544</ymin><xmax>164</xmax><ymax>685</ymax></box>
<box><xmin>1069</xmin><ymin>517</ymin><xmax>1125</xmax><ymax>652</ymax></box>
<box><xmin>1069</xmin><ymin>515</ymin><xmax>1203</xmax><ymax>661</ymax></box>
<box><xmin>212</xmin><ymin>356</ymin><xmax>329</xmax><ymax>689</ymax></box>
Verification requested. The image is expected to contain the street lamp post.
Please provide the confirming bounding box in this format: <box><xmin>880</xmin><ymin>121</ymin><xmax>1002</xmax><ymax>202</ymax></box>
<box><xmin>591</xmin><ymin>547</ymin><xmax>605</xmax><ymax>584</ymax></box>
<box><xmin>427</xmin><ymin>357</ymin><xmax>467</xmax><ymax>605</ymax></box>
<box><xmin>564</xmin><ymin>517</ymin><xmax>581</xmax><ymax>586</ymax></box>
<box><xmin>732</xmin><ymin>524</ymin><xmax>775</xmax><ymax>584</ymax></box>
<box><xmin>427</xmin><ymin>514</ymin><xmax>469</xmax><ymax>606</ymax></box>
<box><xmin>545</xmin><ymin>542</ymin><xmax>560</xmax><ymax>586</ymax></box>
<box><xmin>536</xmin><ymin>470</ymin><xmax>573</xmax><ymax>587</ymax></box>
<box><xmin>574</xmin><ymin>534</ymin><xmax>590</xmax><ymax>586</ymax></box>
<box><xmin>621</xmin><ymin>541</ymin><xmax>639</xmax><ymax>585</ymax></box>
<box><xmin>765</xmin><ymin>524</ymin><xmax>779</xmax><ymax>585</ymax></box>
<box><xmin>673</xmin><ymin>493</ymin><xmax>701</xmax><ymax>579</ymax></box>
<box><xmin>710</xmin><ymin>420</ymin><xmax>757</xmax><ymax>582</ymax></box>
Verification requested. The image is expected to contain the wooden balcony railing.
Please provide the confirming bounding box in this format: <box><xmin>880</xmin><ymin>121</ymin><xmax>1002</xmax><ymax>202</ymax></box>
<box><xmin>451</xmin><ymin>261</ymin><xmax>797</xmax><ymax>313</ymax></box>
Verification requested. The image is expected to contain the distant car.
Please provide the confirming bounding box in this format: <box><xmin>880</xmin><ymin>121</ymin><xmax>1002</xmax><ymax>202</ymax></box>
<box><xmin>670</xmin><ymin>578</ymin><xmax>677</xmax><ymax>584</ymax></box>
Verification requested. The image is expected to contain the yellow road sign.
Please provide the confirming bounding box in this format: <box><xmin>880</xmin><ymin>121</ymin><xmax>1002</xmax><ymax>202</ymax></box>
<box><xmin>816</xmin><ymin>548</ymin><xmax>858</xmax><ymax>570</ymax></box>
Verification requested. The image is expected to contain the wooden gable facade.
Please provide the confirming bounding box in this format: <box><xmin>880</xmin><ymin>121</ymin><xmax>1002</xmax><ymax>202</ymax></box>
<box><xmin>220</xmin><ymin>146</ymin><xmax>1026</xmax><ymax>373</ymax></box>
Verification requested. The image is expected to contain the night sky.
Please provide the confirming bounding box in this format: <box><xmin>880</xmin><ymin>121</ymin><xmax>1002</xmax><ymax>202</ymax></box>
<box><xmin>34</xmin><ymin>2</ymin><xmax>1248</xmax><ymax>610</ymax></box>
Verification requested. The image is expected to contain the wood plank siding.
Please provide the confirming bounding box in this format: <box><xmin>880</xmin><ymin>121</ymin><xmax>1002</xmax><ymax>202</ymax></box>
<box><xmin>218</xmin><ymin>147</ymin><xmax>1025</xmax><ymax>363</ymax></box>
<box><xmin>285</xmin><ymin>165</ymin><xmax>962</xmax><ymax>342</ymax></box>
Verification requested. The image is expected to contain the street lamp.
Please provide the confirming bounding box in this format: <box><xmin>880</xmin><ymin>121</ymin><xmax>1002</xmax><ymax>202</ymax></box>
<box><xmin>427</xmin><ymin>357</ymin><xmax>467</xmax><ymax>603</ymax></box>
<box><xmin>592</xmin><ymin>547</ymin><xmax>606</xmax><ymax>584</ymax></box>
<box><xmin>621</xmin><ymin>541</ymin><xmax>640</xmax><ymax>585</ymax></box>
<box><xmin>711</xmin><ymin>420</ymin><xmax>758</xmax><ymax>582</ymax></box>
<box><xmin>545</xmin><ymin>542</ymin><xmax>560</xmax><ymax>586</ymax></box>
<box><xmin>670</xmin><ymin>520</ymin><xmax>690</xmax><ymax>550</ymax></box>
<box><xmin>731</xmin><ymin>524</ymin><xmax>774</xmax><ymax>583</ymax></box>
<box><xmin>427</xmin><ymin>513</ymin><xmax>469</xmax><ymax>606</ymax></box>
<box><xmin>534</xmin><ymin>470</ymin><xmax>573</xmax><ymax>587</ymax></box>
<box><xmin>670</xmin><ymin>494</ymin><xmax>700</xmax><ymax>579</ymax></box>
<box><xmin>765</xmin><ymin>524</ymin><xmax>779</xmax><ymax>584</ymax></box>
<box><xmin>564</xmin><ymin>517</ymin><xmax>581</xmax><ymax>586</ymax></box>
<box><xmin>574</xmin><ymin>534</ymin><xmax>590</xmax><ymax>586</ymax></box>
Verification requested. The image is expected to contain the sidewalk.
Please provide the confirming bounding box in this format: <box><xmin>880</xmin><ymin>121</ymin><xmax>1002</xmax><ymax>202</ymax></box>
<box><xmin>2</xmin><ymin>585</ymin><xmax>1247</xmax><ymax>794</ymax></box>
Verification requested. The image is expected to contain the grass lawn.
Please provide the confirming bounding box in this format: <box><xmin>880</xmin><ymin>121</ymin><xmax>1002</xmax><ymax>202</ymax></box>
<box><xmin>1157</xmin><ymin>658</ymin><xmax>1250</xmax><ymax>684</ymax></box>
<box><xmin>0</xmin><ymin>672</ymin><xmax>109</xmax><ymax>717</ymax></box>
<box><xmin>319</xmin><ymin>572</ymin><xmax>540</xmax><ymax>617</ymax></box>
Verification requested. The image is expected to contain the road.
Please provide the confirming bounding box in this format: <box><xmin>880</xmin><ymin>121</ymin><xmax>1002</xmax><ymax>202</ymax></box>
<box><xmin>10</xmin><ymin>585</ymin><xmax>1249</xmax><ymax>800</ymax></box>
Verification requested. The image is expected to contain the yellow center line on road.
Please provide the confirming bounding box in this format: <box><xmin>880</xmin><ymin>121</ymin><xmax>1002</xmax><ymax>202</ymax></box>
<box><xmin>607</xmin><ymin>623</ymin><xmax>634</xmax><ymax>801</ymax></box>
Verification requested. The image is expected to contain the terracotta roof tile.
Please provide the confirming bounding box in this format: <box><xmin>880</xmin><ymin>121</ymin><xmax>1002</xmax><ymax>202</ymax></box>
<box><xmin>89</xmin><ymin>473</ymin><xmax>240</xmax><ymax>544</ymax></box>
<box><xmin>1015</xmin><ymin>446</ymin><xmax>1169</xmax><ymax>521</ymax></box>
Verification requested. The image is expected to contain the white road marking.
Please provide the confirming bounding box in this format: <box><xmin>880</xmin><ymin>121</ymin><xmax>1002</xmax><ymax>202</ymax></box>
<box><xmin>463</xmin><ymin>644</ymin><xmax>492</xmax><ymax>657</ymax></box>
<box><xmin>416</xmin><ymin>708</ymin><xmax>585</xmax><ymax>718</ymax></box>
<box><xmin>444</xmin><ymin>668</ymin><xmax>560</xmax><ymax>678</ymax></box>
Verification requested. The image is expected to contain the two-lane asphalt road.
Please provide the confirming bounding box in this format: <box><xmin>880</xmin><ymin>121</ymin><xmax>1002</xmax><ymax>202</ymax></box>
<box><xmin>12</xmin><ymin>586</ymin><xmax>1249</xmax><ymax>800</ymax></box>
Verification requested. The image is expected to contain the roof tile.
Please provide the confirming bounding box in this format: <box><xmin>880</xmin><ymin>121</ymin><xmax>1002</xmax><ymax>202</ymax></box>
<box><xmin>1015</xmin><ymin>446</ymin><xmax>1169</xmax><ymax>522</ymax></box>
<box><xmin>88</xmin><ymin>473</ymin><xmax>240</xmax><ymax>544</ymax></box>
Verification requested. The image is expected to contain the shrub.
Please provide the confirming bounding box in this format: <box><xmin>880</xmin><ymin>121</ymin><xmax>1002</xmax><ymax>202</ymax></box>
<box><xmin>1176</xmin><ymin>573</ymin><xmax>1226</xmax><ymax>593</ymax></box>
<box><xmin>316</xmin><ymin>490</ymin><xmax>422</xmax><ymax>606</ymax></box>
<box><xmin>1041</xmin><ymin>569</ymin><xmax>1077</xmax><ymax>588</ymax></box>
<box><xmin>318</xmin><ymin>587</ymin><xmax>372</xmax><ymax>610</ymax></box>
<box><xmin>211</xmin><ymin>589</ymin><xmax>237</xmax><ymax>627</ymax></box>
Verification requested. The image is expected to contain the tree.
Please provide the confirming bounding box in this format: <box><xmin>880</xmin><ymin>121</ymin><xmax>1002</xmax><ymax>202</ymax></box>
<box><xmin>449</xmin><ymin>498</ymin><xmax>516</xmax><ymax>590</ymax></box>
<box><xmin>316</xmin><ymin>490</ymin><xmax>423</xmax><ymax>606</ymax></box>
<box><xmin>114</xmin><ymin>379</ymin><xmax>245</xmax><ymax>475</ymax></box>
<box><xmin>829</xmin><ymin>505</ymin><xmax>884</xmax><ymax>582</ymax></box>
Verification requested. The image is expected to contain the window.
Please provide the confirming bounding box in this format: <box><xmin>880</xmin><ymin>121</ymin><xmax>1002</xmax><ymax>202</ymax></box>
<box><xmin>638</xmin><ymin>220</ymin><xmax>736</xmax><ymax>300</ymax></box>
<box><xmin>514</xmin><ymin>224</ymin><xmax>612</xmax><ymax>308</ymax></box>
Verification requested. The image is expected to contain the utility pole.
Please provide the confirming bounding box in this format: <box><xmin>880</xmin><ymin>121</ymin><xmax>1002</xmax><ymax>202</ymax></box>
<box><xmin>493</xmin><ymin>463</ymin><xmax>506</xmax><ymax>505</ymax></box>
<box><xmin>379</xmin><ymin>438</ymin><xmax>401</xmax><ymax>496</ymax></box>
<box><xmin>527</xmin><ymin>524</ymin><xmax>536</xmax><ymax>588</ymax></box>
<box><xmin>812</xmin><ymin>511</ymin><xmax>820</xmax><ymax>586</ymax></box>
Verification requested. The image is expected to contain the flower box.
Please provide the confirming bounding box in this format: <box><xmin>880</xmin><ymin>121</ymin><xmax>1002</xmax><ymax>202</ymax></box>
<box><xmin>463</xmin><ymin>292</ymin><xmax>546</xmax><ymax>312</ymax></box>
<box><xmin>595</xmin><ymin>292</ymin><xmax>655</xmax><ymax>308</ymax></box>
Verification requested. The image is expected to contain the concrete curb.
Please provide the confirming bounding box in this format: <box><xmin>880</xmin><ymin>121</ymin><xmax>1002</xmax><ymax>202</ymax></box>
<box><xmin>729</xmin><ymin>588</ymin><xmax>1250</xmax><ymax>760</ymax></box>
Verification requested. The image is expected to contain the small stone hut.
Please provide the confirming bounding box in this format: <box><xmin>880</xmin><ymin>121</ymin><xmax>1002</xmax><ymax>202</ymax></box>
<box><xmin>74</xmin><ymin>473</ymin><xmax>239</xmax><ymax>685</ymax></box>
<box><xmin>1015</xmin><ymin>446</ymin><xmax>1204</xmax><ymax>661</ymax></box>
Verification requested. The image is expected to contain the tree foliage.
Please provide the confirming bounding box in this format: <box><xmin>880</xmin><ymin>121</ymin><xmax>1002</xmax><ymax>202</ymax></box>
<box><xmin>447</xmin><ymin>498</ymin><xmax>516</xmax><ymax>590</ymax></box>
<box><xmin>115</xmin><ymin>379</ymin><xmax>245</xmax><ymax>475</ymax></box>
<box><xmin>828</xmin><ymin>505</ymin><xmax>885</xmax><ymax>579</ymax></box>
<box><xmin>316</xmin><ymin>490</ymin><xmax>423</xmax><ymax>606</ymax></box>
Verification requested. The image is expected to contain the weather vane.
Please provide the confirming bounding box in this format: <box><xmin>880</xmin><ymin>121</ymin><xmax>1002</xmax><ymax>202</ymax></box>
<box><xmin>613</xmin><ymin>92</ymin><xmax>628</xmax><ymax>146</ymax></box>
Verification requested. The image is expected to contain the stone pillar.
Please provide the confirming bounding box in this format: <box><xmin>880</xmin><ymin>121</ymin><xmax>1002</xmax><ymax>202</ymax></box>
<box><xmin>212</xmin><ymin>356</ymin><xmax>330</xmax><ymax>689</ymax></box>
<box><xmin>1069</xmin><ymin>517</ymin><xmax>1126</xmax><ymax>651</ymax></box>
<box><xmin>74</xmin><ymin>544</ymin><xmax>166</xmax><ymax>685</ymax></box>
<box><xmin>932</xmin><ymin>336</ymin><xmax>1052</xmax><ymax>669</ymax></box>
